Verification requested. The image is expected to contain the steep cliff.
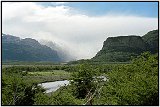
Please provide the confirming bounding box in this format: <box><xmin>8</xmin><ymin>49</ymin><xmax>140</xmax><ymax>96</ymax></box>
<box><xmin>92</xmin><ymin>30</ymin><xmax>158</xmax><ymax>62</ymax></box>
<box><xmin>142</xmin><ymin>30</ymin><xmax>158</xmax><ymax>53</ymax></box>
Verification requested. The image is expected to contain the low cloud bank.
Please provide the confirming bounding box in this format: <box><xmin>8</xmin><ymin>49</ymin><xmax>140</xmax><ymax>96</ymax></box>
<box><xmin>2</xmin><ymin>2</ymin><xmax>158</xmax><ymax>59</ymax></box>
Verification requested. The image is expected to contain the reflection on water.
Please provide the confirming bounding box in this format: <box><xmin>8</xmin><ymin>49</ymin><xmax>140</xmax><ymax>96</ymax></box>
<box><xmin>38</xmin><ymin>80</ymin><xmax>69</xmax><ymax>93</ymax></box>
<box><xmin>38</xmin><ymin>75</ymin><xmax>107</xmax><ymax>93</ymax></box>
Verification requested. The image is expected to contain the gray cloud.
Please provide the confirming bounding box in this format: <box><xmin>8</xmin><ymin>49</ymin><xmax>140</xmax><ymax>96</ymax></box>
<box><xmin>2</xmin><ymin>2</ymin><xmax>158</xmax><ymax>59</ymax></box>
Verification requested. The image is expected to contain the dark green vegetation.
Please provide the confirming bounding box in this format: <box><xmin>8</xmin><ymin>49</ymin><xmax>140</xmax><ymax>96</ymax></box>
<box><xmin>2</xmin><ymin>68</ymin><xmax>45</xmax><ymax>105</ymax></box>
<box><xmin>2</xmin><ymin>61</ymin><xmax>61</xmax><ymax>65</ymax></box>
<box><xmin>2</xmin><ymin>65</ymin><xmax>72</xmax><ymax>83</ymax></box>
<box><xmin>142</xmin><ymin>30</ymin><xmax>158</xmax><ymax>53</ymax></box>
<box><xmin>99</xmin><ymin>52</ymin><xmax>158</xmax><ymax>105</ymax></box>
<box><xmin>2</xmin><ymin>65</ymin><xmax>72</xmax><ymax>105</ymax></box>
<box><xmin>27</xmin><ymin>70</ymin><xmax>70</xmax><ymax>83</ymax></box>
<box><xmin>2</xmin><ymin>52</ymin><xmax>158</xmax><ymax>105</ymax></box>
<box><xmin>34</xmin><ymin>52</ymin><xmax>158</xmax><ymax>105</ymax></box>
<box><xmin>92</xmin><ymin>30</ymin><xmax>158</xmax><ymax>62</ymax></box>
<box><xmin>2</xmin><ymin>29</ymin><xmax>159</xmax><ymax>105</ymax></box>
<box><xmin>2</xmin><ymin>33</ymin><xmax>61</xmax><ymax>62</ymax></box>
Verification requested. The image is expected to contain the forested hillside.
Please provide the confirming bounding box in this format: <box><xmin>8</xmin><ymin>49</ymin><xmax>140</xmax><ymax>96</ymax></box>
<box><xmin>142</xmin><ymin>30</ymin><xmax>158</xmax><ymax>53</ymax></box>
<box><xmin>92</xmin><ymin>30</ymin><xmax>158</xmax><ymax>62</ymax></box>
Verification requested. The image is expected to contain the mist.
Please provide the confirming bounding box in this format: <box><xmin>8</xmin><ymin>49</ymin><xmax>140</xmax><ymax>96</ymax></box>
<box><xmin>2</xmin><ymin>2</ymin><xmax>158</xmax><ymax>60</ymax></box>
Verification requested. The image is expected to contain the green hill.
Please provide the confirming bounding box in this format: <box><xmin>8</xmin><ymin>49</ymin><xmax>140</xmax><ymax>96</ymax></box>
<box><xmin>142</xmin><ymin>30</ymin><xmax>158</xmax><ymax>53</ymax></box>
<box><xmin>92</xmin><ymin>30</ymin><xmax>158</xmax><ymax>62</ymax></box>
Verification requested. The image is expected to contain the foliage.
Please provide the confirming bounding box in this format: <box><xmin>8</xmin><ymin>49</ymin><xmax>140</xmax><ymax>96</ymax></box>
<box><xmin>2</xmin><ymin>65</ymin><xmax>71</xmax><ymax>84</ymax></box>
<box><xmin>97</xmin><ymin>52</ymin><xmax>158</xmax><ymax>105</ymax></box>
<box><xmin>2</xmin><ymin>65</ymin><xmax>73</xmax><ymax>72</ymax></box>
<box><xmin>92</xmin><ymin>51</ymin><xmax>137</xmax><ymax>62</ymax></box>
<box><xmin>2</xmin><ymin>70</ymin><xmax>45</xmax><ymax>105</ymax></box>
<box><xmin>2</xmin><ymin>52</ymin><xmax>158</xmax><ymax>105</ymax></box>
<box><xmin>34</xmin><ymin>86</ymin><xmax>84</xmax><ymax>105</ymax></box>
<box><xmin>71</xmin><ymin>64</ymin><xmax>100</xmax><ymax>99</ymax></box>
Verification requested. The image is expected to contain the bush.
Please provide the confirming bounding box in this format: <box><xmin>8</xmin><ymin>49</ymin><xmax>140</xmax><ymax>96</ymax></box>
<box><xmin>71</xmin><ymin>64</ymin><xmax>100</xmax><ymax>99</ymax></box>
<box><xmin>2</xmin><ymin>71</ymin><xmax>45</xmax><ymax>105</ymax></box>
<box><xmin>98</xmin><ymin>52</ymin><xmax>158</xmax><ymax>105</ymax></box>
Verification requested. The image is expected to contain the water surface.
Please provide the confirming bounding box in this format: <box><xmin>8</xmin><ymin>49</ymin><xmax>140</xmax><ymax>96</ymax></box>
<box><xmin>39</xmin><ymin>80</ymin><xmax>69</xmax><ymax>93</ymax></box>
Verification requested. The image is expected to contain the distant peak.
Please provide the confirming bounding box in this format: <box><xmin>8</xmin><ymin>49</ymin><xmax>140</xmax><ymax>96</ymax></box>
<box><xmin>2</xmin><ymin>33</ymin><xmax>20</xmax><ymax>42</ymax></box>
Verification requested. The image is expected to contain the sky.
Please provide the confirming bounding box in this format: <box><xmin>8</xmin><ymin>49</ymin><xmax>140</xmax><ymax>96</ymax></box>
<box><xmin>2</xmin><ymin>2</ymin><xmax>158</xmax><ymax>60</ymax></box>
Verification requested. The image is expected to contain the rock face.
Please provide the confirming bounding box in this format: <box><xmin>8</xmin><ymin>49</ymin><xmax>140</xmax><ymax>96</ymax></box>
<box><xmin>2</xmin><ymin>34</ymin><xmax>61</xmax><ymax>62</ymax></box>
<box><xmin>92</xmin><ymin>30</ymin><xmax>158</xmax><ymax>62</ymax></box>
<box><xmin>102</xmin><ymin>36</ymin><xmax>147</xmax><ymax>53</ymax></box>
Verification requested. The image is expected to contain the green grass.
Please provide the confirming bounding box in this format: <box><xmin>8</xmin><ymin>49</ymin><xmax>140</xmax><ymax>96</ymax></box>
<box><xmin>28</xmin><ymin>70</ymin><xmax>70</xmax><ymax>76</ymax></box>
<box><xmin>26</xmin><ymin>70</ymin><xmax>71</xmax><ymax>83</ymax></box>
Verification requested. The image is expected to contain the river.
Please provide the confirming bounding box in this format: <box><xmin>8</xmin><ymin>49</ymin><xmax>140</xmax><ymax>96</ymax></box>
<box><xmin>38</xmin><ymin>76</ymin><xmax>107</xmax><ymax>93</ymax></box>
<box><xmin>38</xmin><ymin>80</ymin><xmax>69</xmax><ymax>93</ymax></box>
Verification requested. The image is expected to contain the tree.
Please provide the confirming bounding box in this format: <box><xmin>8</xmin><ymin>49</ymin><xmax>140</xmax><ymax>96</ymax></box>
<box><xmin>100</xmin><ymin>52</ymin><xmax>158</xmax><ymax>105</ymax></box>
<box><xmin>2</xmin><ymin>70</ymin><xmax>45</xmax><ymax>105</ymax></box>
<box><xmin>71</xmin><ymin>64</ymin><xmax>96</xmax><ymax>98</ymax></box>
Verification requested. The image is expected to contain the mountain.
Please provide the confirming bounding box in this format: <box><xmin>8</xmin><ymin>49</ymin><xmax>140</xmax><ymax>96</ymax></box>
<box><xmin>142</xmin><ymin>30</ymin><xmax>158</xmax><ymax>54</ymax></box>
<box><xmin>2</xmin><ymin>33</ymin><xmax>61</xmax><ymax>62</ymax></box>
<box><xmin>39</xmin><ymin>40</ymin><xmax>75</xmax><ymax>62</ymax></box>
<box><xmin>92</xmin><ymin>30</ymin><xmax>158</xmax><ymax>62</ymax></box>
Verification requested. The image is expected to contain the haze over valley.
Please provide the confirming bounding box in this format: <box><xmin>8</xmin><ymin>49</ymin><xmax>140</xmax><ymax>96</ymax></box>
<box><xmin>2</xmin><ymin>2</ymin><xmax>159</xmax><ymax>106</ymax></box>
<box><xmin>2</xmin><ymin>29</ymin><xmax>158</xmax><ymax>63</ymax></box>
<box><xmin>2</xmin><ymin>2</ymin><xmax>158</xmax><ymax>60</ymax></box>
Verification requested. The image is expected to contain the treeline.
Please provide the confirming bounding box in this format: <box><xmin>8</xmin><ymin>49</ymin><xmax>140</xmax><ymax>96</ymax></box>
<box><xmin>2</xmin><ymin>65</ymin><xmax>75</xmax><ymax>72</ymax></box>
<box><xmin>2</xmin><ymin>61</ymin><xmax>59</xmax><ymax>65</ymax></box>
<box><xmin>3</xmin><ymin>63</ymin><xmax>124</xmax><ymax>73</ymax></box>
<box><xmin>2</xmin><ymin>52</ymin><xmax>158</xmax><ymax>105</ymax></box>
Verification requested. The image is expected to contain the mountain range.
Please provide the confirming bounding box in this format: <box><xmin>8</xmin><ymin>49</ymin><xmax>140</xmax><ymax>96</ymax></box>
<box><xmin>2</xmin><ymin>29</ymin><xmax>158</xmax><ymax>63</ymax></box>
<box><xmin>2</xmin><ymin>34</ymin><xmax>62</xmax><ymax>62</ymax></box>
<box><xmin>39</xmin><ymin>40</ymin><xmax>75</xmax><ymax>62</ymax></box>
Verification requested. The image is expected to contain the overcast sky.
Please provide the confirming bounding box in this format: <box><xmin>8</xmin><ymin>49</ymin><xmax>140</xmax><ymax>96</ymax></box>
<box><xmin>2</xmin><ymin>2</ymin><xmax>158</xmax><ymax>60</ymax></box>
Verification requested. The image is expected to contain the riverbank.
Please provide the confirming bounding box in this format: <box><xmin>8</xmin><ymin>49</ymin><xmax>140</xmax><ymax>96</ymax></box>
<box><xmin>24</xmin><ymin>70</ymin><xmax>71</xmax><ymax>84</ymax></box>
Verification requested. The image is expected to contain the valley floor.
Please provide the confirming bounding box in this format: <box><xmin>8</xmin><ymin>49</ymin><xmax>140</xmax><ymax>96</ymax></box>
<box><xmin>2</xmin><ymin>53</ymin><xmax>158</xmax><ymax>105</ymax></box>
